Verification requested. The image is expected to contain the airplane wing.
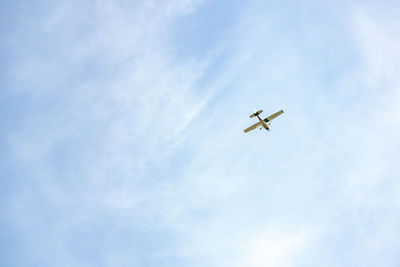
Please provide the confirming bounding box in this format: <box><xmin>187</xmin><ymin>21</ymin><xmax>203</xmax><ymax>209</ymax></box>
<box><xmin>244</xmin><ymin>121</ymin><xmax>262</xmax><ymax>133</ymax></box>
<box><xmin>264</xmin><ymin>110</ymin><xmax>284</xmax><ymax>122</ymax></box>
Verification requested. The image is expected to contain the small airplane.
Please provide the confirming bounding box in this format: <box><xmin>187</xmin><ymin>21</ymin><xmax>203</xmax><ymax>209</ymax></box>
<box><xmin>244</xmin><ymin>109</ymin><xmax>284</xmax><ymax>133</ymax></box>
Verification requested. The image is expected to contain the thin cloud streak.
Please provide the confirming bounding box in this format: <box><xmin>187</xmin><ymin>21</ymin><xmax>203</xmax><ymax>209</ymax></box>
<box><xmin>1</xmin><ymin>1</ymin><xmax>400</xmax><ymax>267</ymax></box>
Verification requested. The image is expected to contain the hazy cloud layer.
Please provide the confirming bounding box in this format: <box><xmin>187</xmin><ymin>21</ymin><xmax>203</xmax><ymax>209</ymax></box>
<box><xmin>1</xmin><ymin>0</ymin><xmax>399</xmax><ymax>266</ymax></box>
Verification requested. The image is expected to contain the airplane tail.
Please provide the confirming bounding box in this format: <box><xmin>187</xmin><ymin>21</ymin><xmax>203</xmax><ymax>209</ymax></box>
<box><xmin>250</xmin><ymin>109</ymin><xmax>263</xmax><ymax>118</ymax></box>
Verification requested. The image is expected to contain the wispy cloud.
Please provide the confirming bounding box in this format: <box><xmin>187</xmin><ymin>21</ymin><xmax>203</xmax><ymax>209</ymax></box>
<box><xmin>1</xmin><ymin>0</ymin><xmax>400</xmax><ymax>266</ymax></box>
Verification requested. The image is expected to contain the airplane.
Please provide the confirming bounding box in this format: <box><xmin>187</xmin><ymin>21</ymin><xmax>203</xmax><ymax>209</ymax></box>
<box><xmin>244</xmin><ymin>109</ymin><xmax>284</xmax><ymax>133</ymax></box>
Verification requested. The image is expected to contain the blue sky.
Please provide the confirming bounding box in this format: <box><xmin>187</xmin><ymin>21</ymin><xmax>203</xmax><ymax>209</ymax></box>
<box><xmin>1</xmin><ymin>0</ymin><xmax>400</xmax><ymax>266</ymax></box>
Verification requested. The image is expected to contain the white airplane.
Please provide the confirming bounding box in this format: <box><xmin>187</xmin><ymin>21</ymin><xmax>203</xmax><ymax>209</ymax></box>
<box><xmin>244</xmin><ymin>109</ymin><xmax>284</xmax><ymax>133</ymax></box>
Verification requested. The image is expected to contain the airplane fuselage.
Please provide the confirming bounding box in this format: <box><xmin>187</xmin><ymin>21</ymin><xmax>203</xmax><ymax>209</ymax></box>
<box><xmin>256</xmin><ymin>115</ymin><xmax>270</xmax><ymax>131</ymax></box>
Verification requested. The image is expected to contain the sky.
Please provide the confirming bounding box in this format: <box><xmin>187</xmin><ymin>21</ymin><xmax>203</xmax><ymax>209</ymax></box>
<box><xmin>1</xmin><ymin>0</ymin><xmax>400</xmax><ymax>266</ymax></box>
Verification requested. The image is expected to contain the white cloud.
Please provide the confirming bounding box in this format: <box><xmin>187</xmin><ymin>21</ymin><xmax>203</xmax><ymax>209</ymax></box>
<box><xmin>236</xmin><ymin>227</ymin><xmax>306</xmax><ymax>267</ymax></box>
<box><xmin>4</xmin><ymin>0</ymin><xmax>216</xmax><ymax>265</ymax></box>
<box><xmin>155</xmin><ymin>3</ymin><xmax>400</xmax><ymax>266</ymax></box>
<box><xmin>3</xmin><ymin>1</ymin><xmax>400</xmax><ymax>266</ymax></box>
